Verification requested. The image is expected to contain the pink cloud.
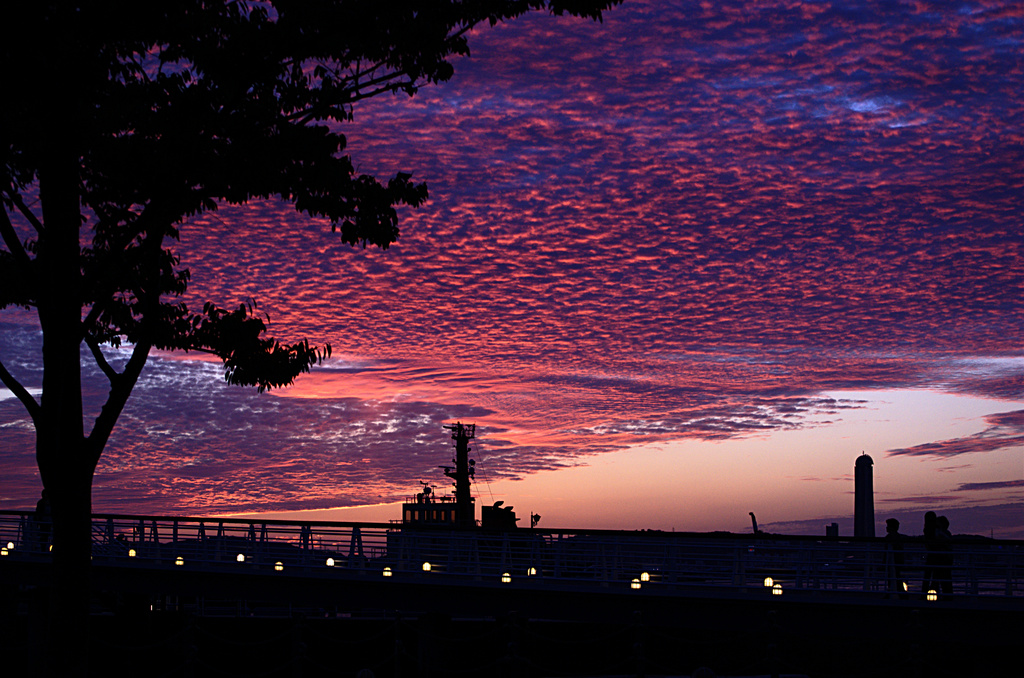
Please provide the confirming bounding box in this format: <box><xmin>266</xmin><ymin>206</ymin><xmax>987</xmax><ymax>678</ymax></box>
<box><xmin>888</xmin><ymin>409</ymin><xmax>1024</xmax><ymax>458</ymax></box>
<box><xmin>3</xmin><ymin>1</ymin><xmax>1023</xmax><ymax>523</ymax></box>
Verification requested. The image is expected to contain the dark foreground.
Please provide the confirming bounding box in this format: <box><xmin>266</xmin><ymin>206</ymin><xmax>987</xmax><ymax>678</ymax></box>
<box><xmin>2</xmin><ymin>586</ymin><xmax>1018</xmax><ymax>678</ymax></box>
<box><xmin>3</xmin><ymin>512</ymin><xmax>1021</xmax><ymax>676</ymax></box>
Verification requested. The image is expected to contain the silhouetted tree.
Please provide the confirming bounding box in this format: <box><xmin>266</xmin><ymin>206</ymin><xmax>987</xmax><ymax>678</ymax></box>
<box><xmin>0</xmin><ymin>2</ymin><xmax>618</xmax><ymax>674</ymax></box>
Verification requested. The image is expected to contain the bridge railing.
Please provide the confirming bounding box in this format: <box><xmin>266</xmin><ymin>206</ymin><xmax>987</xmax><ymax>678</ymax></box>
<box><xmin>2</xmin><ymin>511</ymin><xmax>1021</xmax><ymax>600</ymax></box>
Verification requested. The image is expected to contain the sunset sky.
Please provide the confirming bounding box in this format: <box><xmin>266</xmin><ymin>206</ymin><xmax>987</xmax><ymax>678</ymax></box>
<box><xmin>2</xmin><ymin>0</ymin><xmax>1023</xmax><ymax>537</ymax></box>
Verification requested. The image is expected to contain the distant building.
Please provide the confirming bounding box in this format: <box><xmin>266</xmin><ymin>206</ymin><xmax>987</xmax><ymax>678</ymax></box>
<box><xmin>854</xmin><ymin>453</ymin><xmax>875</xmax><ymax>537</ymax></box>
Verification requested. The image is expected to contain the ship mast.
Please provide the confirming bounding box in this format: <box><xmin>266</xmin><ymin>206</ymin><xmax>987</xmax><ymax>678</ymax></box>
<box><xmin>442</xmin><ymin>422</ymin><xmax>476</xmax><ymax>528</ymax></box>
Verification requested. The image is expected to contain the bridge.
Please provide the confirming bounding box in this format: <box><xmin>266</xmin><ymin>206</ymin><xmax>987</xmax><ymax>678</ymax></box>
<box><xmin>2</xmin><ymin>511</ymin><xmax>1022</xmax><ymax>676</ymax></box>
<box><xmin>3</xmin><ymin>510</ymin><xmax>1023</xmax><ymax>612</ymax></box>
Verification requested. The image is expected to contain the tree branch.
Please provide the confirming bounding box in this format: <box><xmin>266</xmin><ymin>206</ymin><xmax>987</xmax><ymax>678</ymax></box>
<box><xmin>11</xmin><ymin>193</ymin><xmax>45</xmax><ymax>236</ymax></box>
<box><xmin>80</xmin><ymin>199</ymin><xmax>175</xmax><ymax>342</ymax></box>
<box><xmin>84</xmin><ymin>202</ymin><xmax>173</xmax><ymax>462</ymax></box>
<box><xmin>283</xmin><ymin>61</ymin><xmax>418</xmax><ymax>123</ymax></box>
<box><xmin>0</xmin><ymin>203</ymin><xmax>32</xmax><ymax>267</ymax></box>
<box><xmin>87</xmin><ymin>339</ymin><xmax>151</xmax><ymax>465</ymax></box>
<box><xmin>0</xmin><ymin>357</ymin><xmax>41</xmax><ymax>424</ymax></box>
<box><xmin>84</xmin><ymin>335</ymin><xmax>120</xmax><ymax>383</ymax></box>
<box><xmin>287</xmin><ymin>81</ymin><xmax>416</xmax><ymax>125</ymax></box>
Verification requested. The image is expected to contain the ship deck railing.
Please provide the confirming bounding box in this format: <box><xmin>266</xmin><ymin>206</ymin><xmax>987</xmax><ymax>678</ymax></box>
<box><xmin>2</xmin><ymin>510</ymin><xmax>1022</xmax><ymax>604</ymax></box>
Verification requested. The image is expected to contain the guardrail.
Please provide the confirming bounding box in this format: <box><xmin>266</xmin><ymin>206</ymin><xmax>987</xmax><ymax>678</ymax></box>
<box><xmin>2</xmin><ymin>510</ymin><xmax>1022</xmax><ymax>602</ymax></box>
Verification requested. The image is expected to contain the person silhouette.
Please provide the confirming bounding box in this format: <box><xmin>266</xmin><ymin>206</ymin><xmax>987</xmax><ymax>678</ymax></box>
<box><xmin>883</xmin><ymin>518</ymin><xmax>907</xmax><ymax>597</ymax></box>
<box><xmin>934</xmin><ymin>515</ymin><xmax>953</xmax><ymax>595</ymax></box>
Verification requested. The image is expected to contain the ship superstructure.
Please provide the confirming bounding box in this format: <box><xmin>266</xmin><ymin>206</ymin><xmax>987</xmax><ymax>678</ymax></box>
<box><xmin>401</xmin><ymin>422</ymin><xmax>518</xmax><ymax>530</ymax></box>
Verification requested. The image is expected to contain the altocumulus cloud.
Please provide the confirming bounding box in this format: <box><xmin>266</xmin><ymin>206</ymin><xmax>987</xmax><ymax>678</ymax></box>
<box><xmin>2</xmin><ymin>1</ymin><xmax>1023</xmax><ymax>517</ymax></box>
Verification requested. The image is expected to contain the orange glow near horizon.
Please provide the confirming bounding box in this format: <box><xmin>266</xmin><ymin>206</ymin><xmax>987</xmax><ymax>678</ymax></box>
<box><xmin>222</xmin><ymin>389</ymin><xmax>1024</xmax><ymax>538</ymax></box>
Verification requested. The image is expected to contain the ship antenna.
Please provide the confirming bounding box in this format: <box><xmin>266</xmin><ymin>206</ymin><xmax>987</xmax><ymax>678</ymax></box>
<box><xmin>442</xmin><ymin>422</ymin><xmax>476</xmax><ymax>528</ymax></box>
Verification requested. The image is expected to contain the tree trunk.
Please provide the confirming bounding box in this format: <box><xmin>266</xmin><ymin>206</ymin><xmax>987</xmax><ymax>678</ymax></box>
<box><xmin>42</xmin><ymin>448</ymin><xmax>95</xmax><ymax>678</ymax></box>
<box><xmin>36</xmin><ymin>127</ymin><xmax>94</xmax><ymax>676</ymax></box>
